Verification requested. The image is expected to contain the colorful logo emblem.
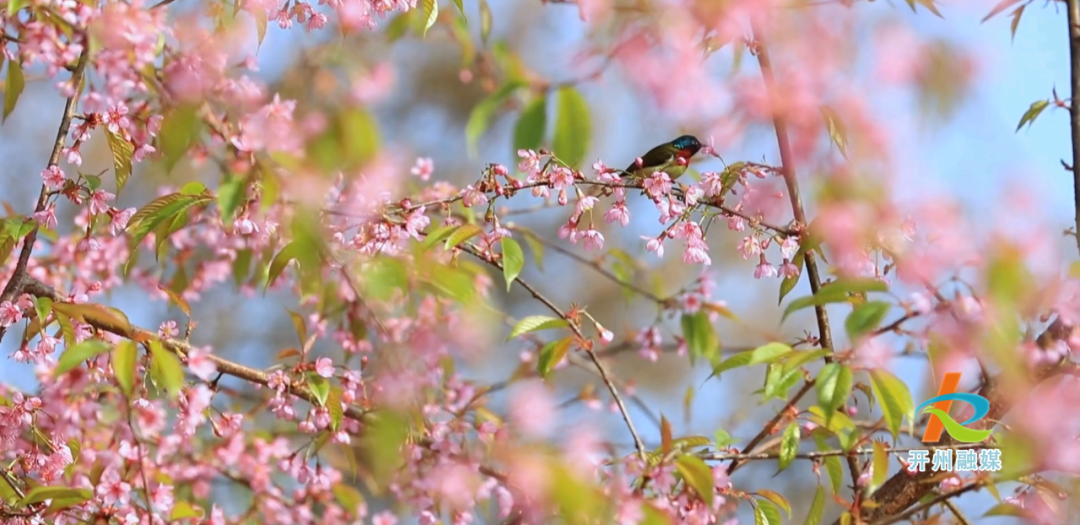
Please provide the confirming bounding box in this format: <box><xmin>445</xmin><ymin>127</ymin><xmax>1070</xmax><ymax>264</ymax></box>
<box><xmin>917</xmin><ymin>372</ymin><xmax>994</xmax><ymax>444</ymax></box>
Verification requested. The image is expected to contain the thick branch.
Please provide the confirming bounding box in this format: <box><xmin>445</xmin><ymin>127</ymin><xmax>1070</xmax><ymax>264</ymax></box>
<box><xmin>0</xmin><ymin>47</ymin><xmax>90</xmax><ymax>306</ymax></box>
<box><xmin>1069</xmin><ymin>0</ymin><xmax>1080</xmax><ymax>255</ymax></box>
<box><xmin>17</xmin><ymin>276</ymin><xmax>370</xmax><ymax>423</ymax></box>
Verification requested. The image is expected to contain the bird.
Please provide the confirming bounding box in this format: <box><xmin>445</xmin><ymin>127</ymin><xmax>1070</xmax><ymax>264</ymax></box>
<box><xmin>590</xmin><ymin>135</ymin><xmax>705</xmax><ymax>197</ymax></box>
<box><xmin>620</xmin><ymin>134</ymin><xmax>704</xmax><ymax>181</ymax></box>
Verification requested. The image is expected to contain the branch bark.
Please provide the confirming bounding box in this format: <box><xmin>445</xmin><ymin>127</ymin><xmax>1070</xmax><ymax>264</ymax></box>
<box><xmin>1069</xmin><ymin>0</ymin><xmax>1080</xmax><ymax>255</ymax></box>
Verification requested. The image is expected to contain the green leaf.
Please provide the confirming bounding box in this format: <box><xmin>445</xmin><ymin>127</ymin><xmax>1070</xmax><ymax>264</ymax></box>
<box><xmin>983</xmin><ymin>502</ymin><xmax>1026</xmax><ymax>517</ymax></box>
<box><xmin>0</xmin><ymin>474</ymin><xmax>19</xmax><ymax>506</ymax></box>
<box><xmin>113</xmin><ymin>340</ymin><xmax>138</xmax><ymax>396</ymax></box>
<box><xmin>714</xmin><ymin>428</ymin><xmax>737</xmax><ymax>447</ymax></box>
<box><xmin>868</xmin><ymin>369</ymin><xmax>915</xmax><ymax>440</ymax></box>
<box><xmin>674</xmin><ymin>455</ymin><xmax>714</xmax><ymax>507</ymax></box>
<box><xmin>266</xmin><ymin>241</ymin><xmax>301</xmax><ymax>289</ymax></box>
<box><xmin>421</xmin><ymin>0</ymin><xmax>438</xmax><ymax>36</ymax></box>
<box><xmin>338</xmin><ymin>108</ymin><xmax>381</xmax><ymax>169</ymax></box>
<box><xmin>802</xmin><ymin>486</ymin><xmax>825</xmax><ymax>525</ymax></box>
<box><xmin>513</xmin><ymin>97</ymin><xmax>547</xmax><ymax>154</ymax></box>
<box><xmin>444</xmin><ymin>223</ymin><xmax>484</xmax><ymax>250</ymax></box>
<box><xmin>333</xmin><ymin>482</ymin><xmax>365</xmax><ymax>510</ymax></box>
<box><xmin>778</xmin><ymin>422</ymin><xmax>800</xmax><ymax>472</ymax></box>
<box><xmin>216</xmin><ymin>177</ymin><xmax>246</xmax><ymax>223</ymax></box>
<box><xmin>7</xmin><ymin>0</ymin><xmax>26</xmax><ymax>15</ymax></box>
<box><xmin>3</xmin><ymin>58</ymin><xmax>24</xmax><ymax>121</ymax></box>
<box><xmin>54</xmin><ymin>340</ymin><xmax>112</xmax><ymax>376</ymax></box>
<box><xmin>450</xmin><ymin>0</ymin><xmax>465</xmax><ymax>18</ymax></box>
<box><xmin>871</xmin><ymin>441</ymin><xmax>888</xmax><ymax>492</ymax></box>
<box><xmin>820</xmin><ymin>105</ymin><xmax>848</xmax><ymax>159</ymax></box>
<box><xmin>509</xmin><ymin>315</ymin><xmax>568</xmax><ymax>340</ymax></box>
<box><xmin>426</xmin><ymin>267</ymin><xmax>475</xmax><ymax>304</ymax></box>
<box><xmin>19</xmin><ymin>486</ymin><xmax>92</xmax><ymax>506</ymax></box>
<box><xmin>148</xmin><ymin>340</ymin><xmax>184</xmax><ymax>398</ymax></box>
<box><xmin>709</xmin><ymin>351</ymin><xmax>754</xmax><ymax>380</ymax></box>
<box><xmin>522</xmin><ymin>231</ymin><xmax>545</xmax><ymax>270</ymax></box>
<box><xmin>747</xmin><ymin>342</ymin><xmax>794</xmax><ymax>365</ymax></box>
<box><xmin>845</xmin><ymin>301</ymin><xmax>890</xmax><ymax>341</ymax></box>
<box><xmin>680</xmin><ymin>311</ymin><xmax>718</xmax><ymax>364</ymax></box>
<box><xmin>1016</xmin><ymin>99</ymin><xmax>1050</xmax><ymax>132</ymax></box>
<box><xmin>824</xmin><ymin>456</ymin><xmax>844</xmax><ymax>494</ymax></box>
<box><xmin>782</xmin><ymin>349</ymin><xmax>831</xmax><ymax>372</ymax></box>
<box><xmin>478</xmin><ymin>0</ymin><xmax>492</xmax><ymax>44</ymax></box>
<box><xmin>308</xmin><ymin>374</ymin><xmax>330</xmax><ymax>406</ymax></box>
<box><xmin>783</xmin><ymin>278</ymin><xmax>888</xmax><ymax>321</ymax></box>
<box><xmin>757</xmin><ymin>489</ymin><xmax>791</xmax><ymax>517</ymax></box>
<box><xmin>552</xmin><ymin>86</ymin><xmax>591</xmax><ymax>168</ymax></box>
<box><xmin>763</xmin><ymin>364</ymin><xmax>802</xmax><ymax>401</ymax></box>
<box><xmin>159</xmin><ymin>105</ymin><xmax>200</xmax><ymax>174</ymax></box>
<box><xmin>421</xmin><ymin>224</ymin><xmax>461</xmax><ymax>250</ymax></box>
<box><xmin>106</xmin><ymin>131</ymin><xmax>134</xmax><ymax>195</ymax></box>
<box><xmin>327</xmin><ymin>386</ymin><xmax>345</xmax><ymax>431</ymax></box>
<box><xmin>816</xmin><ymin>363</ymin><xmax>853</xmax><ymax>425</ymax></box>
<box><xmin>170</xmin><ymin>501</ymin><xmax>204</xmax><ymax>520</ymax></box>
<box><xmin>537</xmin><ymin>337</ymin><xmax>574</xmax><ymax>377</ymax></box>
<box><xmin>501</xmin><ymin>237</ymin><xmax>524</xmax><ymax>291</ymax></box>
<box><xmin>755</xmin><ymin>500</ymin><xmax>781</xmax><ymax>525</ymax></box>
<box><xmin>465</xmin><ymin>82</ymin><xmax>524</xmax><ymax>158</ymax></box>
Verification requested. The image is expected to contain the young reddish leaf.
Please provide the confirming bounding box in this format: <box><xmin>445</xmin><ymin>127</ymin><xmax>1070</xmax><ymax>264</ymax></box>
<box><xmin>982</xmin><ymin>0</ymin><xmax>1022</xmax><ymax>22</ymax></box>
<box><xmin>288</xmin><ymin>309</ymin><xmax>308</xmax><ymax>347</ymax></box>
<box><xmin>113</xmin><ymin>340</ymin><xmax>138</xmax><ymax>396</ymax></box>
<box><xmin>158</xmin><ymin>284</ymin><xmax>192</xmax><ymax>318</ymax></box>
<box><xmin>277</xmin><ymin>348</ymin><xmax>302</xmax><ymax>360</ymax></box>
<box><xmin>660</xmin><ymin>415</ymin><xmax>673</xmax><ymax>456</ymax></box>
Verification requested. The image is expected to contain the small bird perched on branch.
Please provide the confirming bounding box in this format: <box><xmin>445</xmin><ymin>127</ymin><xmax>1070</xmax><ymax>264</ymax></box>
<box><xmin>591</xmin><ymin>135</ymin><xmax>705</xmax><ymax>196</ymax></box>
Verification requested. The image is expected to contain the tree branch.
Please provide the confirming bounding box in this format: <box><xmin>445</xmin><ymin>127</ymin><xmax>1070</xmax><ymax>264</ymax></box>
<box><xmin>1068</xmin><ymin>0</ymin><xmax>1080</xmax><ymax>255</ymax></box>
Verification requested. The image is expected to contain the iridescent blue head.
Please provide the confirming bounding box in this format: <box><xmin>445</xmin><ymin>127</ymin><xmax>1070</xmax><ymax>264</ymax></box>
<box><xmin>671</xmin><ymin>135</ymin><xmax>703</xmax><ymax>156</ymax></box>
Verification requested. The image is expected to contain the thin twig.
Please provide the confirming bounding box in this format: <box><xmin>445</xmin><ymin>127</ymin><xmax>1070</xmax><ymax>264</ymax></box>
<box><xmin>725</xmin><ymin>380</ymin><xmax>814</xmax><ymax>474</ymax></box>
<box><xmin>455</xmin><ymin>242</ymin><xmax>648</xmax><ymax>459</ymax></box>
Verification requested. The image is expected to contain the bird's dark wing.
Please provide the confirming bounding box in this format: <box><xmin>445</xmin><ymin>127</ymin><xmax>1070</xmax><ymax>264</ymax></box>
<box><xmin>623</xmin><ymin>144</ymin><xmax>676</xmax><ymax>177</ymax></box>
